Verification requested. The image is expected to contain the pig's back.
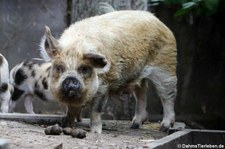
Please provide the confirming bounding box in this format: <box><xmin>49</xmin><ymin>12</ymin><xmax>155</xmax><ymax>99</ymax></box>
<box><xmin>60</xmin><ymin>10</ymin><xmax>176</xmax><ymax>87</ymax></box>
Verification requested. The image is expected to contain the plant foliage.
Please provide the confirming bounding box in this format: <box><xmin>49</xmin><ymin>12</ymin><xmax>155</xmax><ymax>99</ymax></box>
<box><xmin>149</xmin><ymin>0</ymin><xmax>221</xmax><ymax>16</ymax></box>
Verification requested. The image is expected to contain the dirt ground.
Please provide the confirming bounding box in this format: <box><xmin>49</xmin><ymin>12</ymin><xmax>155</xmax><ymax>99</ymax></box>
<box><xmin>0</xmin><ymin>119</ymin><xmax>167</xmax><ymax>149</ymax></box>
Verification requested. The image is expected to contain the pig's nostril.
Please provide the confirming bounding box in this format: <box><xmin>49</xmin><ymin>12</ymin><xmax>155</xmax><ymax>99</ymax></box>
<box><xmin>65</xmin><ymin>79</ymin><xmax>70</xmax><ymax>85</ymax></box>
<box><xmin>73</xmin><ymin>81</ymin><xmax>80</xmax><ymax>88</ymax></box>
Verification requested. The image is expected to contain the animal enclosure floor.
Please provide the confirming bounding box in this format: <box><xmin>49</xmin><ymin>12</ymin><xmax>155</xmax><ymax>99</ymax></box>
<box><xmin>0</xmin><ymin>119</ymin><xmax>166</xmax><ymax>149</ymax></box>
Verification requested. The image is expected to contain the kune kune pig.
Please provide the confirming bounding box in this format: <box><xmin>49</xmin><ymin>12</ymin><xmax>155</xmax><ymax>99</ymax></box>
<box><xmin>0</xmin><ymin>53</ymin><xmax>13</xmax><ymax>113</ymax></box>
<box><xmin>43</xmin><ymin>10</ymin><xmax>177</xmax><ymax>133</ymax></box>
<box><xmin>9</xmin><ymin>58</ymin><xmax>82</xmax><ymax>121</ymax></box>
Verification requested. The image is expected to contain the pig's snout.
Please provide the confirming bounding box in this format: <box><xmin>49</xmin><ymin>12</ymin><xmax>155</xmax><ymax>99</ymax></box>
<box><xmin>62</xmin><ymin>77</ymin><xmax>80</xmax><ymax>98</ymax></box>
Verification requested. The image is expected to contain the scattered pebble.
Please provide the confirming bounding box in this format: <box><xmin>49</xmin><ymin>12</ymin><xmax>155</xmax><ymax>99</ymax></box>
<box><xmin>0</xmin><ymin>121</ymin><xmax>8</xmax><ymax>125</ymax></box>
<box><xmin>54</xmin><ymin>143</ymin><xmax>63</xmax><ymax>149</ymax></box>
<box><xmin>143</xmin><ymin>144</ymin><xmax>149</xmax><ymax>148</ymax></box>
<box><xmin>123</xmin><ymin>140</ymin><xmax>131</xmax><ymax>143</ymax></box>
<box><xmin>112</xmin><ymin>134</ymin><xmax>118</xmax><ymax>137</ymax></box>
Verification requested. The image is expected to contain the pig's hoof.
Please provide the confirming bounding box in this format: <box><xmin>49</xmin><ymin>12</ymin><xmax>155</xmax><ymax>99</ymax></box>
<box><xmin>45</xmin><ymin>124</ymin><xmax>63</xmax><ymax>135</ymax></box>
<box><xmin>130</xmin><ymin>123</ymin><xmax>140</xmax><ymax>129</ymax></box>
<box><xmin>159</xmin><ymin>125</ymin><xmax>169</xmax><ymax>132</ymax></box>
<box><xmin>90</xmin><ymin>125</ymin><xmax>102</xmax><ymax>134</ymax></box>
<box><xmin>71</xmin><ymin>129</ymin><xmax>87</xmax><ymax>139</ymax></box>
<box><xmin>62</xmin><ymin>117</ymin><xmax>75</xmax><ymax>128</ymax></box>
<box><xmin>76</xmin><ymin>115</ymin><xmax>82</xmax><ymax>122</ymax></box>
<box><xmin>160</xmin><ymin>120</ymin><xmax>174</xmax><ymax>132</ymax></box>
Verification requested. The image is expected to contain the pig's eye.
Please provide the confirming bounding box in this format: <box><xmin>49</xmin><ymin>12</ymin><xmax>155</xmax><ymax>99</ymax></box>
<box><xmin>54</xmin><ymin>64</ymin><xmax>65</xmax><ymax>73</ymax></box>
<box><xmin>78</xmin><ymin>65</ymin><xmax>92</xmax><ymax>75</ymax></box>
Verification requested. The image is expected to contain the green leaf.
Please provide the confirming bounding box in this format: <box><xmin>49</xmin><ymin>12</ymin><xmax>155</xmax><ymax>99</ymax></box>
<box><xmin>174</xmin><ymin>7</ymin><xmax>192</xmax><ymax>17</ymax></box>
<box><xmin>149</xmin><ymin>0</ymin><xmax>164</xmax><ymax>6</ymax></box>
<box><xmin>182</xmin><ymin>2</ymin><xmax>196</xmax><ymax>9</ymax></box>
<box><xmin>202</xmin><ymin>0</ymin><xmax>219</xmax><ymax>14</ymax></box>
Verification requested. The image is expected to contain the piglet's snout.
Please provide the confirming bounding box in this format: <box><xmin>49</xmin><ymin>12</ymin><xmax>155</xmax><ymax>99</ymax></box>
<box><xmin>62</xmin><ymin>77</ymin><xmax>80</xmax><ymax>98</ymax></box>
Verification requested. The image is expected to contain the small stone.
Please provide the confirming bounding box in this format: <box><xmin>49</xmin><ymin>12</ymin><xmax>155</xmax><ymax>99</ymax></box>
<box><xmin>112</xmin><ymin>134</ymin><xmax>118</xmax><ymax>137</ymax></box>
<box><xmin>63</xmin><ymin>127</ymin><xmax>72</xmax><ymax>135</ymax></box>
<box><xmin>54</xmin><ymin>143</ymin><xmax>63</xmax><ymax>149</ymax></box>
<box><xmin>143</xmin><ymin>145</ymin><xmax>149</xmax><ymax>148</ymax></box>
<box><xmin>70</xmin><ymin>129</ymin><xmax>86</xmax><ymax>139</ymax></box>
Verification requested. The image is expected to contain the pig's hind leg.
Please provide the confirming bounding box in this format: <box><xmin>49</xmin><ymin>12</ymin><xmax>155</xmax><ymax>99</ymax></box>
<box><xmin>148</xmin><ymin>67</ymin><xmax>177</xmax><ymax>132</ymax></box>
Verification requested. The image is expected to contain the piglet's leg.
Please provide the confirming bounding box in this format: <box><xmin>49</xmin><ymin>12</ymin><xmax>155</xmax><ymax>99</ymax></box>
<box><xmin>90</xmin><ymin>95</ymin><xmax>107</xmax><ymax>134</ymax></box>
<box><xmin>0</xmin><ymin>91</ymin><xmax>11</xmax><ymax>113</ymax></box>
<box><xmin>131</xmin><ymin>81</ymin><xmax>148</xmax><ymax>129</ymax></box>
<box><xmin>24</xmin><ymin>94</ymin><xmax>35</xmax><ymax>114</ymax></box>
<box><xmin>63</xmin><ymin>106</ymin><xmax>81</xmax><ymax>127</ymax></box>
<box><xmin>9</xmin><ymin>100</ymin><xmax>17</xmax><ymax>113</ymax></box>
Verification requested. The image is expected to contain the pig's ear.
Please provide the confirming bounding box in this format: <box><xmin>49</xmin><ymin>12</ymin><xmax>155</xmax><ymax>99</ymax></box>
<box><xmin>44</xmin><ymin>26</ymin><xmax>60</xmax><ymax>59</ymax></box>
<box><xmin>84</xmin><ymin>53</ymin><xmax>110</xmax><ymax>73</ymax></box>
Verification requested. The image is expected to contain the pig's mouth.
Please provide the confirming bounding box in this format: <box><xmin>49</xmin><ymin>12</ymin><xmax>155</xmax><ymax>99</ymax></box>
<box><xmin>58</xmin><ymin>88</ymin><xmax>87</xmax><ymax>106</ymax></box>
<box><xmin>61</xmin><ymin>90</ymin><xmax>82</xmax><ymax>102</ymax></box>
<box><xmin>62</xmin><ymin>89</ymin><xmax>81</xmax><ymax>99</ymax></box>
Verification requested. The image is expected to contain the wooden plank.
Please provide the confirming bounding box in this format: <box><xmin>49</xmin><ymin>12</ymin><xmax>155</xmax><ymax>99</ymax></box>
<box><xmin>148</xmin><ymin>130</ymin><xmax>192</xmax><ymax>149</ymax></box>
<box><xmin>192</xmin><ymin>129</ymin><xmax>225</xmax><ymax>145</ymax></box>
<box><xmin>148</xmin><ymin>129</ymin><xmax>225</xmax><ymax>149</ymax></box>
<box><xmin>0</xmin><ymin>139</ymin><xmax>9</xmax><ymax>149</ymax></box>
<box><xmin>0</xmin><ymin>113</ymin><xmax>64</xmax><ymax>125</ymax></box>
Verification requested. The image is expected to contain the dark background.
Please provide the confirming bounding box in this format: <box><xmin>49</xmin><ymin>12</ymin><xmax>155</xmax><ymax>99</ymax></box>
<box><xmin>0</xmin><ymin>0</ymin><xmax>225</xmax><ymax>130</ymax></box>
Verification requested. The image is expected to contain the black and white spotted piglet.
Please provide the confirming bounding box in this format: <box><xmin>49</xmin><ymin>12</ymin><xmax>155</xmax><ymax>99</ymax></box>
<box><xmin>0</xmin><ymin>53</ymin><xmax>13</xmax><ymax>113</ymax></box>
<box><xmin>10</xmin><ymin>58</ymin><xmax>82</xmax><ymax>121</ymax></box>
<box><xmin>10</xmin><ymin>58</ymin><xmax>53</xmax><ymax>114</ymax></box>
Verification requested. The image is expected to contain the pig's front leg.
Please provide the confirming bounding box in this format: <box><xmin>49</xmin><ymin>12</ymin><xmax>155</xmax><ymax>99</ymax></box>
<box><xmin>63</xmin><ymin>105</ymin><xmax>81</xmax><ymax>127</ymax></box>
<box><xmin>90</xmin><ymin>95</ymin><xmax>107</xmax><ymax>134</ymax></box>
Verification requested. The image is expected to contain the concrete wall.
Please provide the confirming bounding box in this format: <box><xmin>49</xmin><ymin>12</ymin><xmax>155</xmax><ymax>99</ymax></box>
<box><xmin>0</xmin><ymin>0</ymin><xmax>67</xmax><ymax>68</ymax></box>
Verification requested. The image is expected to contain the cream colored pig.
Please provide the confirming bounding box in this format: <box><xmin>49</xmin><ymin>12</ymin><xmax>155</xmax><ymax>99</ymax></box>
<box><xmin>0</xmin><ymin>53</ymin><xmax>12</xmax><ymax>113</ymax></box>
<box><xmin>44</xmin><ymin>10</ymin><xmax>177</xmax><ymax>133</ymax></box>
